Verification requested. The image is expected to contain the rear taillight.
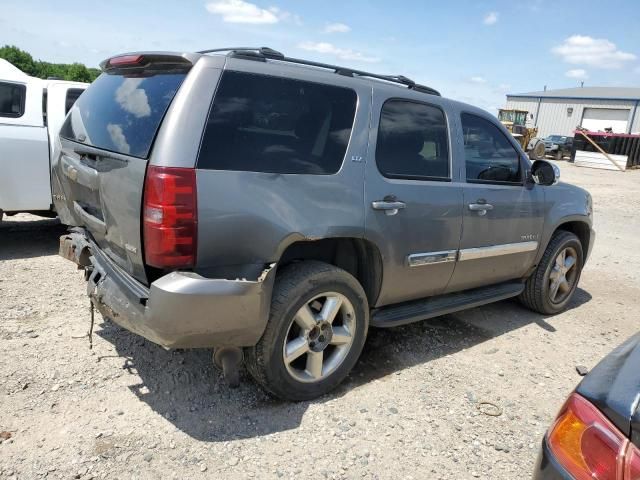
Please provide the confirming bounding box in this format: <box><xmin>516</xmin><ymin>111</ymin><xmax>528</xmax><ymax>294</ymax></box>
<box><xmin>547</xmin><ymin>393</ymin><xmax>639</xmax><ymax>480</ymax></box>
<box><xmin>143</xmin><ymin>166</ymin><xmax>197</xmax><ymax>269</ymax></box>
<box><xmin>626</xmin><ymin>444</ymin><xmax>640</xmax><ymax>480</ymax></box>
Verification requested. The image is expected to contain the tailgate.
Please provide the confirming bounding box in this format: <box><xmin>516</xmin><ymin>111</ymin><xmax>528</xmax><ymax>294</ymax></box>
<box><xmin>52</xmin><ymin>55</ymin><xmax>191</xmax><ymax>284</ymax></box>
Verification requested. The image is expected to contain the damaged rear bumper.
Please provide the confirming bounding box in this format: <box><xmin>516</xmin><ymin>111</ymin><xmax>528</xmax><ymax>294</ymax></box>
<box><xmin>59</xmin><ymin>231</ymin><xmax>276</xmax><ymax>349</ymax></box>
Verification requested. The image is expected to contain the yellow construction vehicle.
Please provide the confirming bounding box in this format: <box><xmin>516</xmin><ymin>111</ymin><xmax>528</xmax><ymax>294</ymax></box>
<box><xmin>498</xmin><ymin>109</ymin><xmax>545</xmax><ymax>159</ymax></box>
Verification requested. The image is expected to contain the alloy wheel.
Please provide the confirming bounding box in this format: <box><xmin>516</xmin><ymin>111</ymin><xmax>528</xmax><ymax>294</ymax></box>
<box><xmin>282</xmin><ymin>292</ymin><xmax>356</xmax><ymax>383</ymax></box>
<box><xmin>548</xmin><ymin>246</ymin><xmax>578</xmax><ymax>304</ymax></box>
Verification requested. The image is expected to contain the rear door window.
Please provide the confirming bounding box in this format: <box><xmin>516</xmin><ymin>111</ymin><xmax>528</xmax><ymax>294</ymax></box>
<box><xmin>376</xmin><ymin>99</ymin><xmax>449</xmax><ymax>180</ymax></box>
<box><xmin>60</xmin><ymin>73</ymin><xmax>186</xmax><ymax>158</ymax></box>
<box><xmin>461</xmin><ymin>113</ymin><xmax>522</xmax><ymax>184</ymax></box>
<box><xmin>198</xmin><ymin>71</ymin><xmax>357</xmax><ymax>174</ymax></box>
<box><xmin>0</xmin><ymin>82</ymin><xmax>26</xmax><ymax>118</ymax></box>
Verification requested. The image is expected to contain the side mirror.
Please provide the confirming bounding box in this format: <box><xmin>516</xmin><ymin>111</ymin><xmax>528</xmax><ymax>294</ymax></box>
<box><xmin>530</xmin><ymin>160</ymin><xmax>560</xmax><ymax>186</ymax></box>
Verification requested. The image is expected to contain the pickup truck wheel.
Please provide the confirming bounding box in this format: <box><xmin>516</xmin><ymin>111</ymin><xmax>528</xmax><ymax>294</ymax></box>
<box><xmin>245</xmin><ymin>261</ymin><xmax>369</xmax><ymax>401</ymax></box>
<box><xmin>519</xmin><ymin>231</ymin><xmax>583</xmax><ymax>315</ymax></box>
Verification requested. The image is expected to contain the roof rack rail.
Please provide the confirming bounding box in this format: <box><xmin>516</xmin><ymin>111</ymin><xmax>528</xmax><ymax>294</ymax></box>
<box><xmin>197</xmin><ymin>47</ymin><xmax>441</xmax><ymax>96</ymax></box>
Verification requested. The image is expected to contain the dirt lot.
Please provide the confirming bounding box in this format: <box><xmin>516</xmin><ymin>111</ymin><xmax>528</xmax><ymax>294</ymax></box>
<box><xmin>1</xmin><ymin>162</ymin><xmax>639</xmax><ymax>480</ymax></box>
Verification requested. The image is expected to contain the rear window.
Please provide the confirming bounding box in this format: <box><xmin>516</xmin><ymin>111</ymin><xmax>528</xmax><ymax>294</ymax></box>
<box><xmin>198</xmin><ymin>71</ymin><xmax>357</xmax><ymax>174</ymax></box>
<box><xmin>60</xmin><ymin>72</ymin><xmax>186</xmax><ymax>158</ymax></box>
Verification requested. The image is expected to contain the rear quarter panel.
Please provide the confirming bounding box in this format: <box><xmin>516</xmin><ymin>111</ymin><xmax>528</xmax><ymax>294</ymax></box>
<box><xmin>190</xmin><ymin>59</ymin><xmax>372</xmax><ymax>276</ymax></box>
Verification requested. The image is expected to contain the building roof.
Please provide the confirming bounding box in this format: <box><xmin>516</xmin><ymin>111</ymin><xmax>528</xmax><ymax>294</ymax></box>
<box><xmin>507</xmin><ymin>86</ymin><xmax>640</xmax><ymax>102</ymax></box>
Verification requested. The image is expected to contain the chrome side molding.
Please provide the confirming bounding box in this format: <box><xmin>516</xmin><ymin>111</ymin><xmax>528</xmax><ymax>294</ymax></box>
<box><xmin>458</xmin><ymin>241</ymin><xmax>538</xmax><ymax>261</ymax></box>
<box><xmin>407</xmin><ymin>241</ymin><xmax>539</xmax><ymax>267</ymax></box>
<box><xmin>408</xmin><ymin>250</ymin><xmax>457</xmax><ymax>267</ymax></box>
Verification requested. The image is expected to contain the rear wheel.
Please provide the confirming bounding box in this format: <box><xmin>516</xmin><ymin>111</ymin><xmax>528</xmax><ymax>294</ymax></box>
<box><xmin>245</xmin><ymin>261</ymin><xmax>369</xmax><ymax>401</ymax></box>
<box><xmin>519</xmin><ymin>231</ymin><xmax>583</xmax><ymax>315</ymax></box>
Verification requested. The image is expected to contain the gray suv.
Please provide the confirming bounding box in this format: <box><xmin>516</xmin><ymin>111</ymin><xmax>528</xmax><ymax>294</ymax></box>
<box><xmin>53</xmin><ymin>47</ymin><xmax>595</xmax><ymax>400</ymax></box>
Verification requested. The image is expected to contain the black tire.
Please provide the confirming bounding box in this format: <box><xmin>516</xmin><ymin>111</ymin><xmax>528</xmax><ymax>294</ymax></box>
<box><xmin>245</xmin><ymin>261</ymin><xmax>369</xmax><ymax>401</ymax></box>
<box><xmin>519</xmin><ymin>231</ymin><xmax>583</xmax><ymax>315</ymax></box>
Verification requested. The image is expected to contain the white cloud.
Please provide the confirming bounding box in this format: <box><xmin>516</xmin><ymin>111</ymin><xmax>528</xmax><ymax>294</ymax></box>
<box><xmin>107</xmin><ymin>124</ymin><xmax>130</xmax><ymax>154</ymax></box>
<box><xmin>552</xmin><ymin>35</ymin><xmax>636</xmax><ymax>69</ymax></box>
<box><xmin>565</xmin><ymin>68</ymin><xmax>589</xmax><ymax>79</ymax></box>
<box><xmin>469</xmin><ymin>76</ymin><xmax>487</xmax><ymax>84</ymax></box>
<box><xmin>483</xmin><ymin>12</ymin><xmax>499</xmax><ymax>25</ymax></box>
<box><xmin>298</xmin><ymin>41</ymin><xmax>379</xmax><ymax>63</ymax></box>
<box><xmin>205</xmin><ymin>0</ymin><xmax>279</xmax><ymax>24</ymax></box>
<box><xmin>115</xmin><ymin>78</ymin><xmax>151</xmax><ymax>118</ymax></box>
<box><xmin>498</xmin><ymin>83</ymin><xmax>511</xmax><ymax>90</ymax></box>
<box><xmin>324</xmin><ymin>22</ymin><xmax>351</xmax><ymax>33</ymax></box>
<box><xmin>270</xmin><ymin>6</ymin><xmax>302</xmax><ymax>25</ymax></box>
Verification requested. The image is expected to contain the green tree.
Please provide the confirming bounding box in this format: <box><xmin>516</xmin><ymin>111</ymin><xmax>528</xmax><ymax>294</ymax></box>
<box><xmin>65</xmin><ymin>63</ymin><xmax>93</xmax><ymax>83</ymax></box>
<box><xmin>0</xmin><ymin>45</ymin><xmax>100</xmax><ymax>82</ymax></box>
<box><xmin>0</xmin><ymin>45</ymin><xmax>37</xmax><ymax>75</ymax></box>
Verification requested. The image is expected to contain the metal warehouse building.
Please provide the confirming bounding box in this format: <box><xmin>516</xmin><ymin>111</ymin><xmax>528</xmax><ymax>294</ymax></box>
<box><xmin>505</xmin><ymin>87</ymin><xmax>640</xmax><ymax>138</ymax></box>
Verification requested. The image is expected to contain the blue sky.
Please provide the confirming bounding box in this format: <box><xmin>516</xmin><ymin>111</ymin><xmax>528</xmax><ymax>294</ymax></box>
<box><xmin>2</xmin><ymin>0</ymin><xmax>639</xmax><ymax>112</ymax></box>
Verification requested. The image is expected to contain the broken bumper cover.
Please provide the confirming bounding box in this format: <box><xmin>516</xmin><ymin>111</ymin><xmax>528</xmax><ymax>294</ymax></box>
<box><xmin>59</xmin><ymin>232</ymin><xmax>276</xmax><ymax>349</ymax></box>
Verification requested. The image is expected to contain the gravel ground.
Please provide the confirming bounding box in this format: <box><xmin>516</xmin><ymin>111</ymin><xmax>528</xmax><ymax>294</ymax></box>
<box><xmin>1</xmin><ymin>162</ymin><xmax>639</xmax><ymax>480</ymax></box>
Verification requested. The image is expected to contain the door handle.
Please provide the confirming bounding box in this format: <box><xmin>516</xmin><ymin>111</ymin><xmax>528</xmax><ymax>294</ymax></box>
<box><xmin>372</xmin><ymin>200</ymin><xmax>406</xmax><ymax>216</ymax></box>
<box><xmin>468</xmin><ymin>202</ymin><xmax>494</xmax><ymax>216</ymax></box>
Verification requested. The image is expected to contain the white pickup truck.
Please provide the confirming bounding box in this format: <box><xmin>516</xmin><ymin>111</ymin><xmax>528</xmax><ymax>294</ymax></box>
<box><xmin>0</xmin><ymin>59</ymin><xmax>87</xmax><ymax>220</ymax></box>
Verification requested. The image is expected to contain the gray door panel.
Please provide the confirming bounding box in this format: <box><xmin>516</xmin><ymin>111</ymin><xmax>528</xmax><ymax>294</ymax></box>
<box><xmin>444</xmin><ymin>111</ymin><xmax>545</xmax><ymax>292</ymax></box>
<box><xmin>364</xmin><ymin>92</ymin><xmax>463</xmax><ymax>307</ymax></box>
<box><xmin>445</xmin><ymin>183</ymin><xmax>544</xmax><ymax>292</ymax></box>
<box><xmin>365</xmin><ymin>181</ymin><xmax>463</xmax><ymax>305</ymax></box>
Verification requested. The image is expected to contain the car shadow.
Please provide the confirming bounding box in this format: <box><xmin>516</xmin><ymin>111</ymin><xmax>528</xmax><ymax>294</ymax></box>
<box><xmin>0</xmin><ymin>216</ymin><xmax>66</xmax><ymax>260</ymax></box>
<box><xmin>97</xmin><ymin>287</ymin><xmax>591</xmax><ymax>442</ymax></box>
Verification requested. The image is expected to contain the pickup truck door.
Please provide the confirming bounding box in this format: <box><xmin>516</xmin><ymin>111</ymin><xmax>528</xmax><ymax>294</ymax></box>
<box><xmin>364</xmin><ymin>94</ymin><xmax>463</xmax><ymax>306</ymax></box>
<box><xmin>45</xmin><ymin>83</ymin><xmax>86</xmax><ymax>158</ymax></box>
<box><xmin>445</xmin><ymin>112</ymin><xmax>544</xmax><ymax>292</ymax></box>
<box><xmin>0</xmin><ymin>79</ymin><xmax>50</xmax><ymax>212</ymax></box>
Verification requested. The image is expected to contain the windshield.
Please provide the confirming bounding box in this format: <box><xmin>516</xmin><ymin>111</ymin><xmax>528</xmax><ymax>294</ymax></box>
<box><xmin>547</xmin><ymin>135</ymin><xmax>566</xmax><ymax>142</ymax></box>
<box><xmin>498</xmin><ymin>110</ymin><xmax>527</xmax><ymax>125</ymax></box>
<box><xmin>60</xmin><ymin>72</ymin><xmax>186</xmax><ymax>158</ymax></box>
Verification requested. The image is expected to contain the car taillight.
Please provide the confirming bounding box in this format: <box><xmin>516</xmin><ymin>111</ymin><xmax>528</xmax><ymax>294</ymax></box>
<box><xmin>143</xmin><ymin>166</ymin><xmax>197</xmax><ymax>269</ymax></box>
<box><xmin>626</xmin><ymin>443</ymin><xmax>640</xmax><ymax>480</ymax></box>
<box><xmin>547</xmin><ymin>393</ymin><xmax>640</xmax><ymax>480</ymax></box>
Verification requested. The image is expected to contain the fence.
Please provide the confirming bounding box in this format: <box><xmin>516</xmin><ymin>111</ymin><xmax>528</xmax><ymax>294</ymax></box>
<box><xmin>572</xmin><ymin>131</ymin><xmax>640</xmax><ymax>168</ymax></box>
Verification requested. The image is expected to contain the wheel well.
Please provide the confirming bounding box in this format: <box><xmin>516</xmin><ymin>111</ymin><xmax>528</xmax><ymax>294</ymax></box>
<box><xmin>278</xmin><ymin>238</ymin><xmax>383</xmax><ymax>306</ymax></box>
<box><xmin>556</xmin><ymin>221</ymin><xmax>590</xmax><ymax>257</ymax></box>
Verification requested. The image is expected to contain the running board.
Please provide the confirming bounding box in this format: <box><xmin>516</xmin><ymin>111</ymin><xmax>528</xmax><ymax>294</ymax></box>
<box><xmin>370</xmin><ymin>282</ymin><xmax>524</xmax><ymax>328</ymax></box>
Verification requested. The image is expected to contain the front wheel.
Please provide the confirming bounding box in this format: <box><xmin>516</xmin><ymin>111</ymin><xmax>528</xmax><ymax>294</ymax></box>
<box><xmin>245</xmin><ymin>261</ymin><xmax>369</xmax><ymax>401</ymax></box>
<box><xmin>519</xmin><ymin>231</ymin><xmax>584</xmax><ymax>315</ymax></box>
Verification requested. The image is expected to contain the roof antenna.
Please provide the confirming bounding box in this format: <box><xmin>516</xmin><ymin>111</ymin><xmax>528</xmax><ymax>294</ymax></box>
<box><xmin>580</xmin><ymin>81</ymin><xmax>584</xmax><ymax>88</ymax></box>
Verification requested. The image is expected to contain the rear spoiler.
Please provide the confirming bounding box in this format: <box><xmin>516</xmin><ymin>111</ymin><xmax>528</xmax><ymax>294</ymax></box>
<box><xmin>100</xmin><ymin>52</ymin><xmax>197</xmax><ymax>75</ymax></box>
